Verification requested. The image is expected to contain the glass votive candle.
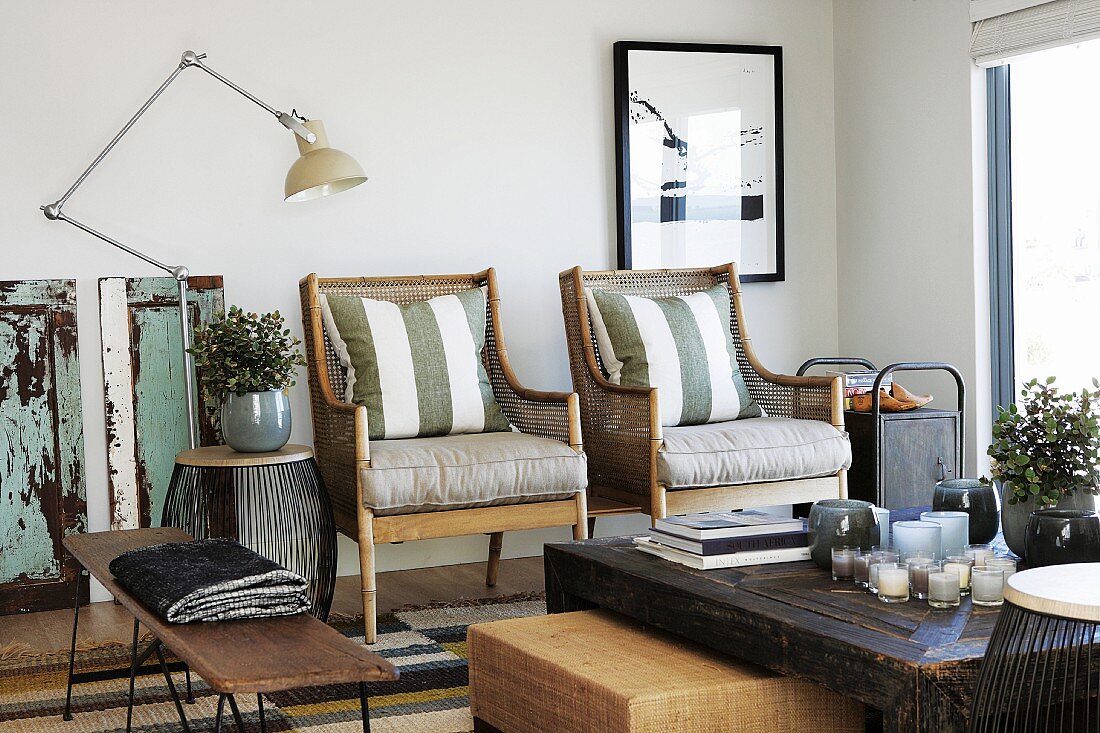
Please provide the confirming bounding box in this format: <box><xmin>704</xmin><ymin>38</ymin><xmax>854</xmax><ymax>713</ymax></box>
<box><xmin>867</xmin><ymin>550</ymin><xmax>900</xmax><ymax>594</ymax></box>
<box><xmin>853</xmin><ymin>553</ymin><xmax>873</xmax><ymax>588</ymax></box>
<box><xmin>877</xmin><ymin>563</ymin><xmax>910</xmax><ymax>603</ymax></box>
<box><xmin>971</xmin><ymin>567</ymin><xmax>1005</xmax><ymax>607</ymax></box>
<box><xmin>871</xmin><ymin>506</ymin><xmax>891</xmax><ymax>545</ymax></box>
<box><xmin>965</xmin><ymin>544</ymin><xmax>995</xmax><ymax>566</ymax></box>
<box><xmin>893</xmin><ymin>521</ymin><xmax>942</xmax><ymax>562</ymax></box>
<box><xmin>907</xmin><ymin>560</ymin><xmax>939</xmax><ymax>600</ymax></box>
<box><xmin>943</xmin><ymin>555</ymin><xmax>974</xmax><ymax>596</ymax></box>
<box><xmin>927</xmin><ymin>569</ymin><xmax>961</xmax><ymax>608</ymax></box>
<box><xmin>985</xmin><ymin>556</ymin><xmax>1017</xmax><ymax>582</ymax></box>
<box><xmin>831</xmin><ymin>546</ymin><xmax>860</xmax><ymax>581</ymax></box>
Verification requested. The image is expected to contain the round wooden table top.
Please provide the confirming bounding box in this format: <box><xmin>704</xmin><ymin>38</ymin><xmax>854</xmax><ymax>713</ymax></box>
<box><xmin>174</xmin><ymin>444</ymin><xmax>314</xmax><ymax>467</ymax></box>
<box><xmin>1004</xmin><ymin>563</ymin><xmax>1100</xmax><ymax>622</ymax></box>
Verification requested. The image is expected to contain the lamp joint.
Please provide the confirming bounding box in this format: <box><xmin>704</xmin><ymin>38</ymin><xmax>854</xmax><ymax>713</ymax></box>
<box><xmin>42</xmin><ymin>202</ymin><xmax>63</xmax><ymax>220</ymax></box>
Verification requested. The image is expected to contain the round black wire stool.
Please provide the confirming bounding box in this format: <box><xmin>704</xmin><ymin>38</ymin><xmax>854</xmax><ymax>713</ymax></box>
<box><xmin>162</xmin><ymin>444</ymin><xmax>337</xmax><ymax>620</ymax></box>
<box><xmin>968</xmin><ymin>564</ymin><xmax>1100</xmax><ymax>733</ymax></box>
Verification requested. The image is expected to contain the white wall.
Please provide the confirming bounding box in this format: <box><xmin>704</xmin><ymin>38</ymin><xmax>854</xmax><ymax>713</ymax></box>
<box><xmin>0</xmin><ymin>0</ymin><xmax>839</xmax><ymax>600</ymax></box>
<box><xmin>833</xmin><ymin>0</ymin><xmax>992</xmax><ymax>476</ymax></box>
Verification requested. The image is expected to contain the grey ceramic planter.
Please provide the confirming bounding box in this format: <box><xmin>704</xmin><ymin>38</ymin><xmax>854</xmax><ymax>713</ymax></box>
<box><xmin>221</xmin><ymin>390</ymin><xmax>292</xmax><ymax>453</ymax></box>
<box><xmin>1000</xmin><ymin>485</ymin><xmax>1096</xmax><ymax>559</ymax></box>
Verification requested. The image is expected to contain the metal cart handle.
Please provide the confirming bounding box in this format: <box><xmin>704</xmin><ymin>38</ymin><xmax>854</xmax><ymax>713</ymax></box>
<box><xmin>795</xmin><ymin>357</ymin><xmax>877</xmax><ymax>377</ymax></box>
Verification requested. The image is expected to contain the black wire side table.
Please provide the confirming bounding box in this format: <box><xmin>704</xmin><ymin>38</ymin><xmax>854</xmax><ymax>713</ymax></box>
<box><xmin>162</xmin><ymin>444</ymin><xmax>337</xmax><ymax>620</ymax></box>
<box><xmin>969</xmin><ymin>564</ymin><xmax>1100</xmax><ymax>733</ymax></box>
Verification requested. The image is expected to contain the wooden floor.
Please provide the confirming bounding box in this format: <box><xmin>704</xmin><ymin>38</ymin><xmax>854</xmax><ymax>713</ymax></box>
<box><xmin>0</xmin><ymin>556</ymin><xmax>544</xmax><ymax>655</ymax></box>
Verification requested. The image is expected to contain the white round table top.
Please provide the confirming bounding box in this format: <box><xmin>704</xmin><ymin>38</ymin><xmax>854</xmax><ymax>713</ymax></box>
<box><xmin>1004</xmin><ymin>563</ymin><xmax>1100</xmax><ymax>622</ymax></box>
<box><xmin>175</xmin><ymin>444</ymin><xmax>314</xmax><ymax>467</ymax></box>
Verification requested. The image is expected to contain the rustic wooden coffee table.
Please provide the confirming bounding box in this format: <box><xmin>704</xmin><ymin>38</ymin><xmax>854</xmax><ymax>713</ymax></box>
<box><xmin>63</xmin><ymin>528</ymin><xmax>398</xmax><ymax>732</ymax></box>
<box><xmin>544</xmin><ymin>536</ymin><xmax>1000</xmax><ymax>733</ymax></box>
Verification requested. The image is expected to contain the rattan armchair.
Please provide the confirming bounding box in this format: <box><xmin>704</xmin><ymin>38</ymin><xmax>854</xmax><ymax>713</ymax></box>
<box><xmin>301</xmin><ymin>269</ymin><xmax>588</xmax><ymax>643</ymax></box>
<box><xmin>560</xmin><ymin>263</ymin><xmax>848</xmax><ymax>520</ymax></box>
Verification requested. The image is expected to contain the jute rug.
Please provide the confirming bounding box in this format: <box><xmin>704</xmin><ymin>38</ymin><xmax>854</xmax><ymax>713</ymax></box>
<box><xmin>0</xmin><ymin>594</ymin><xmax>545</xmax><ymax>733</ymax></box>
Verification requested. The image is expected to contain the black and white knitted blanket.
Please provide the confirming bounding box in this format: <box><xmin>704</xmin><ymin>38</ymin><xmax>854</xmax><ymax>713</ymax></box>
<box><xmin>108</xmin><ymin>538</ymin><xmax>311</xmax><ymax>623</ymax></box>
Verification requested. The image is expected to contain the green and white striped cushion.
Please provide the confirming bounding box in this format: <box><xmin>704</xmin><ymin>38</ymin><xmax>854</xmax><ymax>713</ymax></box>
<box><xmin>320</xmin><ymin>288</ymin><xmax>511</xmax><ymax>441</ymax></box>
<box><xmin>585</xmin><ymin>285</ymin><xmax>763</xmax><ymax>427</ymax></box>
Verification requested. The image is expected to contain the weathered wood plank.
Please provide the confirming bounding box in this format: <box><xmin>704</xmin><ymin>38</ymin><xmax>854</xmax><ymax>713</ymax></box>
<box><xmin>100</xmin><ymin>276</ymin><xmax>224</xmax><ymax>530</ymax></box>
<box><xmin>0</xmin><ymin>279</ymin><xmax>88</xmax><ymax>615</ymax></box>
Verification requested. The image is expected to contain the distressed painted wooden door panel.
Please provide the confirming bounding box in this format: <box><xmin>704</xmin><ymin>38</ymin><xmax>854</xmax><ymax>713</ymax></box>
<box><xmin>0</xmin><ymin>279</ymin><xmax>88</xmax><ymax>615</ymax></box>
<box><xmin>100</xmin><ymin>276</ymin><xmax>224</xmax><ymax>530</ymax></box>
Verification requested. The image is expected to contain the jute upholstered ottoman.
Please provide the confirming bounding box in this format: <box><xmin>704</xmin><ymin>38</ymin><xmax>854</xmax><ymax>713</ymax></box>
<box><xmin>468</xmin><ymin>609</ymin><xmax>864</xmax><ymax>733</ymax></box>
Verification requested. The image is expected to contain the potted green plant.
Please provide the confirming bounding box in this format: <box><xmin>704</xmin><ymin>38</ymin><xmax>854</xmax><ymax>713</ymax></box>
<box><xmin>189</xmin><ymin>306</ymin><xmax>307</xmax><ymax>453</ymax></box>
<box><xmin>986</xmin><ymin>377</ymin><xmax>1100</xmax><ymax>557</ymax></box>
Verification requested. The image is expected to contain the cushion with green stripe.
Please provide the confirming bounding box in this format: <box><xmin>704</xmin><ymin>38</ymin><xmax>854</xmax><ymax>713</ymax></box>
<box><xmin>320</xmin><ymin>287</ymin><xmax>512</xmax><ymax>441</ymax></box>
<box><xmin>584</xmin><ymin>285</ymin><xmax>763</xmax><ymax>427</ymax></box>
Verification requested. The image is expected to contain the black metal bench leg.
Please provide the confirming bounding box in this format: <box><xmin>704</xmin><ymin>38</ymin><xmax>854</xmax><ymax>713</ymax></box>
<box><xmin>185</xmin><ymin>663</ymin><xmax>194</xmax><ymax>703</ymax></box>
<box><xmin>125</xmin><ymin>619</ymin><xmax>140</xmax><ymax>733</ymax></box>
<box><xmin>226</xmin><ymin>693</ymin><xmax>246</xmax><ymax>733</ymax></box>
<box><xmin>154</xmin><ymin>644</ymin><xmax>191</xmax><ymax>733</ymax></box>
<box><xmin>359</xmin><ymin>681</ymin><xmax>371</xmax><ymax>733</ymax></box>
<box><xmin>63</xmin><ymin>570</ymin><xmax>83</xmax><ymax>721</ymax></box>
<box><xmin>213</xmin><ymin>694</ymin><xmax>227</xmax><ymax>733</ymax></box>
<box><xmin>257</xmin><ymin>693</ymin><xmax>267</xmax><ymax>733</ymax></box>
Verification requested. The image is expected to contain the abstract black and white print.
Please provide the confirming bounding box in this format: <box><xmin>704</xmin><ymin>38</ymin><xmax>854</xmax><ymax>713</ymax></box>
<box><xmin>615</xmin><ymin>43</ymin><xmax>783</xmax><ymax>281</ymax></box>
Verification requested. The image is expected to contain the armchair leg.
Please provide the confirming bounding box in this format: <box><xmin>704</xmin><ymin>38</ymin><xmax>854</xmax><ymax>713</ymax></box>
<box><xmin>651</xmin><ymin>485</ymin><xmax>668</xmax><ymax>523</ymax></box>
<box><xmin>573</xmin><ymin>490</ymin><xmax>589</xmax><ymax>540</ymax></box>
<box><xmin>486</xmin><ymin>532</ymin><xmax>504</xmax><ymax>587</ymax></box>
<box><xmin>358</xmin><ymin>508</ymin><xmax>378</xmax><ymax>644</ymax></box>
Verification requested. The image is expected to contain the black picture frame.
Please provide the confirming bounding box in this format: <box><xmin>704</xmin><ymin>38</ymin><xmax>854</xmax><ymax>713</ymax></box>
<box><xmin>614</xmin><ymin>41</ymin><xmax>785</xmax><ymax>282</ymax></box>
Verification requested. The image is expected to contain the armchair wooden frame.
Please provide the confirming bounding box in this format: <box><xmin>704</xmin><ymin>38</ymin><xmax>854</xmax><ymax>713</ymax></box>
<box><xmin>559</xmin><ymin>263</ymin><xmax>847</xmax><ymax>521</ymax></box>
<box><xmin>300</xmin><ymin>269</ymin><xmax>587</xmax><ymax>643</ymax></box>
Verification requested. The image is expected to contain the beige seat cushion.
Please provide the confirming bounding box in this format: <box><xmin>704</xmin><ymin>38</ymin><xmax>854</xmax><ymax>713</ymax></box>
<box><xmin>362</xmin><ymin>432</ymin><xmax>586</xmax><ymax>516</ymax></box>
<box><xmin>469</xmin><ymin>609</ymin><xmax>864</xmax><ymax>733</ymax></box>
<box><xmin>658</xmin><ymin>416</ymin><xmax>852</xmax><ymax>489</ymax></box>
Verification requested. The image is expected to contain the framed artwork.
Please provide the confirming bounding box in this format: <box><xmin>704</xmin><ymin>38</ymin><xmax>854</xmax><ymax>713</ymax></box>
<box><xmin>614</xmin><ymin>41</ymin><xmax>784</xmax><ymax>282</ymax></box>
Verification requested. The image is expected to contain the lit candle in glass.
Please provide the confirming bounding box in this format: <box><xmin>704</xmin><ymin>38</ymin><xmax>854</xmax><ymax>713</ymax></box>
<box><xmin>831</xmin><ymin>546</ymin><xmax>860</xmax><ymax>581</ymax></box>
<box><xmin>927</xmin><ymin>569</ymin><xmax>961</xmax><ymax>608</ymax></box>
<box><xmin>971</xmin><ymin>567</ymin><xmax>1005</xmax><ymax>607</ymax></box>
<box><xmin>943</xmin><ymin>555</ymin><xmax>974</xmax><ymax>596</ymax></box>
<box><xmin>877</xmin><ymin>563</ymin><xmax>910</xmax><ymax>603</ymax></box>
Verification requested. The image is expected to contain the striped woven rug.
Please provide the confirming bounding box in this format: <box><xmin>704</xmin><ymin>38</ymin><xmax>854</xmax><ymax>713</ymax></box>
<box><xmin>0</xmin><ymin>594</ymin><xmax>545</xmax><ymax>733</ymax></box>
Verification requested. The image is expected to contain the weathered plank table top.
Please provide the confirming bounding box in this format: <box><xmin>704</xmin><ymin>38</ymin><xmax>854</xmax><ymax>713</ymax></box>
<box><xmin>544</xmin><ymin>535</ymin><xmax>999</xmax><ymax>733</ymax></box>
<box><xmin>64</xmin><ymin>528</ymin><xmax>397</xmax><ymax>693</ymax></box>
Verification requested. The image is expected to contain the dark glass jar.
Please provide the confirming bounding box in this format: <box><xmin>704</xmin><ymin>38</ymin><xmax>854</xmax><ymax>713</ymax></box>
<box><xmin>1024</xmin><ymin>509</ymin><xmax>1100</xmax><ymax>567</ymax></box>
<box><xmin>933</xmin><ymin>479</ymin><xmax>1002</xmax><ymax>544</ymax></box>
<box><xmin>807</xmin><ymin>499</ymin><xmax>877</xmax><ymax>569</ymax></box>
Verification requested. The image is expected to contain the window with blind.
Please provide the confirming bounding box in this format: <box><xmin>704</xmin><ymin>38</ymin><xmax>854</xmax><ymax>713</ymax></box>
<box><xmin>987</xmin><ymin>36</ymin><xmax>1100</xmax><ymax>412</ymax></box>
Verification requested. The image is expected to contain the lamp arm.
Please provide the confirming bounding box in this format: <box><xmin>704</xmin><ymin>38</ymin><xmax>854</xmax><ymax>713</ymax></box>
<box><xmin>42</xmin><ymin>49</ymin><xmax>315</xmax><ymax>217</ymax></box>
<box><xmin>37</xmin><ymin>49</ymin><xmax>312</xmax><ymax>452</ymax></box>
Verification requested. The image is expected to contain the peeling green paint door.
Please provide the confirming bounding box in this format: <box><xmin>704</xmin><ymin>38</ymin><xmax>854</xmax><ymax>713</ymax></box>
<box><xmin>0</xmin><ymin>279</ymin><xmax>87</xmax><ymax>615</ymax></box>
<box><xmin>100</xmin><ymin>276</ymin><xmax>223</xmax><ymax>529</ymax></box>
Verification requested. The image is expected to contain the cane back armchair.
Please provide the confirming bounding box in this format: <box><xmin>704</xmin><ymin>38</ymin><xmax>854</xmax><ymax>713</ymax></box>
<box><xmin>559</xmin><ymin>263</ymin><xmax>849</xmax><ymax>521</ymax></box>
<box><xmin>301</xmin><ymin>269</ymin><xmax>588</xmax><ymax>643</ymax></box>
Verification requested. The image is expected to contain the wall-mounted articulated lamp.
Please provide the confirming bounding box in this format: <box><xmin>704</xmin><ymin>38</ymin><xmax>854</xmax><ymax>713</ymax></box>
<box><xmin>41</xmin><ymin>50</ymin><xmax>366</xmax><ymax>448</ymax></box>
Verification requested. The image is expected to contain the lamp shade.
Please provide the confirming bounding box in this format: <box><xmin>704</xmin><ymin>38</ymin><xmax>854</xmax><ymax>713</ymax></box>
<box><xmin>285</xmin><ymin>120</ymin><xmax>366</xmax><ymax>202</ymax></box>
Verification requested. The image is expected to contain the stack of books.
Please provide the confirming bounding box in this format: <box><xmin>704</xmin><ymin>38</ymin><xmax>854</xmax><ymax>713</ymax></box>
<box><xmin>634</xmin><ymin>510</ymin><xmax>810</xmax><ymax>570</ymax></box>
<box><xmin>827</xmin><ymin>369</ymin><xmax>894</xmax><ymax>409</ymax></box>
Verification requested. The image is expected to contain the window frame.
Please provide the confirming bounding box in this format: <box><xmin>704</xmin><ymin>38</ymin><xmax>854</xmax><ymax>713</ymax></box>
<box><xmin>987</xmin><ymin>64</ymin><xmax>1015</xmax><ymax>416</ymax></box>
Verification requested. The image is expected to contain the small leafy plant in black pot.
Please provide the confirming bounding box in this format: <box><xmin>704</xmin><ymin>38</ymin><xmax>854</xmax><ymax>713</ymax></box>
<box><xmin>986</xmin><ymin>377</ymin><xmax>1100</xmax><ymax>560</ymax></box>
<box><xmin>189</xmin><ymin>306</ymin><xmax>306</xmax><ymax>453</ymax></box>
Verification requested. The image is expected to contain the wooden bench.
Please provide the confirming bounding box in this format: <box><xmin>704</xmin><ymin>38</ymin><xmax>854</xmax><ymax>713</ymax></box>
<box><xmin>63</xmin><ymin>528</ymin><xmax>398</xmax><ymax>733</ymax></box>
<box><xmin>468</xmin><ymin>608</ymin><xmax>864</xmax><ymax>733</ymax></box>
